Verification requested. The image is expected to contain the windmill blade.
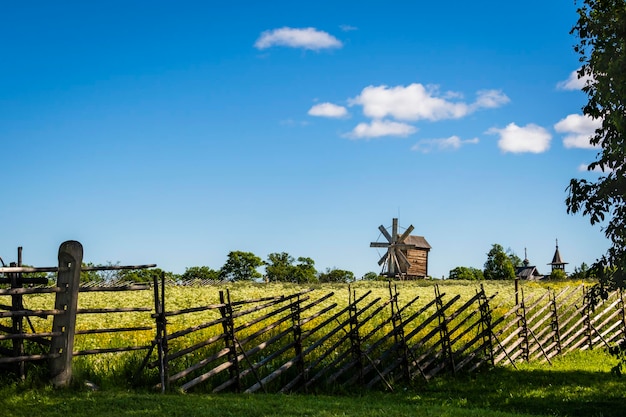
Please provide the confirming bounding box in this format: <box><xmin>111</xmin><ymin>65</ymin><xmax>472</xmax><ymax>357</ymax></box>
<box><xmin>370</xmin><ymin>242</ymin><xmax>391</xmax><ymax>248</ymax></box>
<box><xmin>397</xmin><ymin>225</ymin><xmax>415</xmax><ymax>244</ymax></box>
<box><xmin>392</xmin><ymin>218</ymin><xmax>398</xmax><ymax>242</ymax></box>
<box><xmin>397</xmin><ymin>250</ymin><xmax>411</xmax><ymax>268</ymax></box>
<box><xmin>378</xmin><ymin>225</ymin><xmax>393</xmax><ymax>243</ymax></box>
<box><xmin>378</xmin><ymin>252</ymin><xmax>389</xmax><ymax>266</ymax></box>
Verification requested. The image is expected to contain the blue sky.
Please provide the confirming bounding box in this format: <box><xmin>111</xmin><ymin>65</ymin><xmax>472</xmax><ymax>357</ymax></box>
<box><xmin>0</xmin><ymin>1</ymin><xmax>609</xmax><ymax>278</ymax></box>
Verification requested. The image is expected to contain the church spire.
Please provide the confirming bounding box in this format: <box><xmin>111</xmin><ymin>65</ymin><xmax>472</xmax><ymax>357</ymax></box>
<box><xmin>548</xmin><ymin>239</ymin><xmax>567</xmax><ymax>272</ymax></box>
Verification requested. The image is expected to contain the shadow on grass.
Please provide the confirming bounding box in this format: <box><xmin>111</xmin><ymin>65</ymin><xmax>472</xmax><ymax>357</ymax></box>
<box><xmin>410</xmin><ymin>366</ymin><xmax>626</xmax><ymax>417</ymax></box>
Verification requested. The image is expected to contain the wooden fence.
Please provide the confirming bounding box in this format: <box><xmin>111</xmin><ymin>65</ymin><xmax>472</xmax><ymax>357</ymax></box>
<box><xmin>1</xmin><ymin>242</ymin><xmax>626</xmax><ymax>392</ymax></box>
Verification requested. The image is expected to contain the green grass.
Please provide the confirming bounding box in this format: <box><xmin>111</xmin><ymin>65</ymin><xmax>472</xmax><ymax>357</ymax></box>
<box><xmin>1</xmin><ymin>350</ymin><xmax>625</xmax><ymax>417</ymax></box>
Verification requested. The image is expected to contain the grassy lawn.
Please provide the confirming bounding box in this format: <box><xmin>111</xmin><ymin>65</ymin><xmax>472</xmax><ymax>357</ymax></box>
<box><xmin>2</xmin><ymin>350</ymin><xmax>625</xmax><ymax>417</ymax></box>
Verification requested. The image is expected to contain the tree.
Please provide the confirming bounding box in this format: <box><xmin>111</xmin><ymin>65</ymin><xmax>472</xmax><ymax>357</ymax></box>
<box><xmin>449</xmin><ymin>266</ymin><xmax>484</xmax><ymax>280</ymax></box>
<box><xmin>265</xmin><ymin>252</ymin><xmax>295</xmax><ymax>282</ymax></box>
<box><xmin>507</xmin><ymin>249</ymin><xmax>522</xmax><ymax>269</ymax></box>
<box><xmin>318</xmin><ymin>268</ymin><xmax>355</xmax><ymax>283</ymax></box>
<box><xmin>566</xmin><ymin>0</ymin><xmax>626</xmax><ymax>292</ymax></box>
<box><xmin>292</xmin><ymin>257</ymin><xmax>318</xmax><ymax>284</ymax></box>
<box><xmin>118</xmin><ymin>267</ymin><xmax>169</xmax><ymax>283</ymax></box>
<box><xmin>549</xmin><ymin>269</ymin><xmax>568</xmax><ymax>281</ymax></box>
<box><xmin>483</xmin><ymin>244</ymin><xmax>516</xmax><ymax>281</ymax></box>
<box><xmin>219</xmin><ymin>251</ymin><xmax>263</xmax><ymax>281</ymax></box>
<box><xmin>569</xmin><ymin>262</ymin><xmax>595</xmax><ymax>280</ymax></box>
<box><xmin>361</xmin><ymin>271</ymin><xmax>381</xmax><ymax>281</ymax></box>
<box><xmin>265</xmin><ymin>253</ymin><xmax>318</xmax><ymax>283</ymax></box>
<box><xmin>180</xmin><ymin>266</ymin><xmax>220</xmax><ymax>282</ymax></box>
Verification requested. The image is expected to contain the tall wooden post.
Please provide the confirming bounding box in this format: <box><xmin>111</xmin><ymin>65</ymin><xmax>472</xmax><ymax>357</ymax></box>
<box><xmin>49</xmin><ymin>241</ymin><xmax>83</xmax><ymax>387</ymax></box>
<box><xmin>10</xmin><ymin>255</ymin><xmax>25</xmax><ymax>379</ymax></box>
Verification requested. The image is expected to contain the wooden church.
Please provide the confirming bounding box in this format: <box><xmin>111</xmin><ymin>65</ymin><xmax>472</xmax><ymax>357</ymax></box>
<box><xmin>370</xmin><ymin>218</ymin><xmax>431</xmax><ymax>279</ymax></box>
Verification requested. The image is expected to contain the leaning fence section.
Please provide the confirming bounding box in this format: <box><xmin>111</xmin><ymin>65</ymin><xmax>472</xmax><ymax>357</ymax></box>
<box><xmin>149</xmin><ymin>282</ymin><xmax>497</xmax><ymax>393</ymax></box>
<box><xmin>2</xmin><ymin>241</ymin><xmax>626</xmax><ymax>394</ymax></box>
<box><xmin>492</xmin><ymin>285</ymin><xmax>626</xmax><ymax>367</ymax></box>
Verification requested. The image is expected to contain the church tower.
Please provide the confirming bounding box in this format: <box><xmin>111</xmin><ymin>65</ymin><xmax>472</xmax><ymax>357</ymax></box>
<box><xmin>548</xmin><ymin>239</ymin><xmax>567</xmax><ymax>272</ymax></box>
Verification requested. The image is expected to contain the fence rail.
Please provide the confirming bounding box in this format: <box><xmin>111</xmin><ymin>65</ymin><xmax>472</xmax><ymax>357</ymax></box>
<box><xmin>1</xmin><ymin>242</ymin><xmax>625</xmax><ymax>392</ymax></box>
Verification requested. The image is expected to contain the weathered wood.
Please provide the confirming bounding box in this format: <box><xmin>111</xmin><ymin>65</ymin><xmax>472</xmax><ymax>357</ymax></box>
<box><xmin>166</xmin><ymin>317</ymin><xmax>227</xmax><ymax>341</ymax></box>
<box><xmin>0</xmin><ymin>287</ymin><xmax>62</xmax><ymax>296</ymax></box>
<box><xmin>49</xmin><ymin>241</ymin><xmax>83</xmax><ymax>388</ymax></box>
<box><xmin>0</xmin><ymin>308</ymin><xmax>64</xmax><ymax>318</ymax></box>
<box><xmin>162</xmin><ymin>303</ymin><xmax>225</xmax><ymax>317</ymax></box>
<box><xmin>73</xmin><ymin>345</ymin><xmax>151</xmax><ymax>356</ymax></box>
<box><xmin>77</xmin><ymin>307</ymin><xmax>152</xmax><ymax>314</ymax></box>
<box><xmin>169</xmin><ymin>347</ymin><xmax>231</xmax><ymax>383</ymax></box>
<box><xmin>75</xmin><ymin>326</ymin><xmax>152</xmax><ymax>335</ymax></box>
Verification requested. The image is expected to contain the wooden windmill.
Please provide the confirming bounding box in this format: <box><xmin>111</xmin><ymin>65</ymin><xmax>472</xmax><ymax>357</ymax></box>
<box><xmin>370</xmin><ymin>218</ymin><xmax>431</xmax><ymax>279</ymax></box>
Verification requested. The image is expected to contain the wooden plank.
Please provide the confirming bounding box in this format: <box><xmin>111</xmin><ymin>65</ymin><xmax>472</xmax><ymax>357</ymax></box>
<box><xmin>0</xmin><ymin>353</ymin><xmax>60</xmax><ymax>364</ymax></box>
<box><xmin>166</xmin><ymin>317</ymin><xmax>227</xmax><ymax>341</ymax></box>
<box><xmin>163</xmin><ymin>303</ymin><xmax>225</xmax><ymax>317</ymax></box>
<box><xmin>0</xmin><ymin>309</ymin><xmax>64</xmax><ymax>318</ymax></box>
<box><xmin>0</xmin><ymin>287</ymin><xmax>62</xmax><ymax>295</ymax></box>
<box><xmin>73</xmin><ymin>345</ymin><xmax>151</xmax><ymax>356</ymax></box>
<box><xmin>78</xmin><ymin>284</ymin><xmax>151</xmax><ymax>292</ymax></box>
<box><xmin>0</xmin><ymin>331</ymin><xmax>61</xmax><ymax>341</ymax></box>
<box><xmin>180</xmin><ymin>356</ymin><xmax>234</xmax><ymax>391</ymax></box>
<box><xmin>77</xmin><ymin>307</ymin><xmax>152</xmax><ymax>314</ymax></box>
<box><xmin>75</xmin><ymin>326</ymin><xmax>153</xmax><ymax>335</ymax></box>
<box><xmin>169</xmin><ymin>347</ymin><xmax>231</xmax><ymax>382</ymax></box>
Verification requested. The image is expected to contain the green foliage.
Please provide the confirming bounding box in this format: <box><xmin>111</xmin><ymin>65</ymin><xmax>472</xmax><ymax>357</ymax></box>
<box><xmin>292</xmin><ymin>257</ymin><xmax>318</xmax><ymax>284</ymax></box>
<box><xmin>361</xmin><ymin>271</ymin><xmax>381</xmax><ymax>281</ymax></box>
<box><xmin>483</xmin><ymin>244</ymin><xmax>516</xmax><ymax>280</ymax></box>
<box><xmin>318</xmin><ymin>267</ymin><xmax>355</xmax><ymax>283</ymax></box>
<box><xmin>566</xmin><ymin>0</ymin><xmax>626</xmax><ymax>291</ymax></box>
<box><xmin>569</xmin><ymin>262</ymin><xmax>591</xmax><ymax>280</ymax></box>
<box><xmin>118</xmin><ymin>268</ymin><xmax>168</xmax><ymax>283</ymax></box>
<box><xmin>180</xmin><ymin>266</ymin><xmax>220</xmax><ymax>282</ymax></box>
<box><xmin>507</xmin><ymin>249</ymin><xmax>522</xmax><ymax>268</ymax></box>
<box><xmin>265</xmin><ymin>253</ymin><xmax>318</xmax><ymax>283</ymax></box>
<box><xmin>265</xmin><ymin>252</ymin><xmax>294</xmax><ymax>282</ymax></box>
<box><xmin>80</xmin><ymin>262</ymin><xmax>104</xmax><ymax>283</ymax></box>
<box><xmin>548</xmin><ymin>268</ymin><xmax>567</xmax><ymax>281</ymax></box>
<box><xmin>219</xmin><ymin>251</ymin><xmax>263</xmax><ymax>281</ymax></box>
<box><xmin>449</xmin><ymin>266</ymin><xmax>484</xmax><ymax>280</ymax></box>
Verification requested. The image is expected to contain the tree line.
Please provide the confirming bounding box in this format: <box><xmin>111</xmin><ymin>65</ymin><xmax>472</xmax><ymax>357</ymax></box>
<box><xmin>76</xmin><ymin>250</ymin><xmax>376</xmax><ymax>284</ymax></box>
<box><xmin>448</xmin><ymin>243</ymin><xmax>592</xmax><ymax>281</ymax></box>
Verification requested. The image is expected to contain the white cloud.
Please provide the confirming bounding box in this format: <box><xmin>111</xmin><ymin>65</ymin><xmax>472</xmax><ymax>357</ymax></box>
<box><xmin>411</xmin><ymin>136</ymin><xmax>479</xmax><ymax>153</ymax></box>
<box><xmin>557</xmin><ymin>69</ymin><xmax>594</xmax><ymax>91</ymax></box>
<box><xmin>255</xmin><ymin>27</ymin><xmax>342</xmax><ymax>50</ymax></box>
<box><xmin>472</xmin><ymin>89</ymin><xmax>510</xmax><ymax>109</ymax></box>
<box><xmin>487</xmin><ymin>123</ymin><xmax>552</xmax><ymax>153</ymax></box>
<box><xmin>554</xmin><ymin>114</ymin><xmax>601</xmax><ymax>149</ymax></box>
<box><xmin>340</xmin><ymin>24</ymin><xmax>357</xmax><ymax>32</ymax></box>
<box><xmin>349</xmin><ymin>84</ymin><xmax>509</xmax><ymax>122</ymax></box>
<box><xmin>345</xmin><ymin>119</ymin><xmax>417</xmax><ymax>139</ymax></box>
<box><xmin>308</xmin><ymin>102</ymin><xmax>348</xmax><ymax>118</ymax></box>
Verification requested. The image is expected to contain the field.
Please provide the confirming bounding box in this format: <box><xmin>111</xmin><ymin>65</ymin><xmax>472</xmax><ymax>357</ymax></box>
<box><xmin>2</xmin><ymin>279</ymin><xmax>625</xmax><ymax>416</ymax></box>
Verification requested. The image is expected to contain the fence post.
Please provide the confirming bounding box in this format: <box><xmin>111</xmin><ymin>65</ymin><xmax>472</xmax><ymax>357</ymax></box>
<box><xmin>291</xmin><ymin>294</ymin><xmax>305</xmax><ymax>391</ymax></box>
<box><xmin>518</xmin><ymin>288</ymin><xmax>529</xmax><ymax>362</ymax></box>
<box><xmin>583</xmin><ymin>287</ymin><xmax>593</xmax><ymax>350</ymax></box>
<box><xmin>49</xmin><ymin>240</ymin><xmax>83</xmax><ymax>387</ymax></box>
<box><xmin>219</xmin><ymin>289</ymin><xmax>239</xmax><ymax>391</ymax></box>
<box><xmin>388</xmin><ymin>282</ymin><xmax>410</xmax><ymax>381</ymax></box>
<box><xmin>434</xmin><ymin>285</ymin><xmax>454</xmax><ymax>373</ymax></box>
<box><xmin>153</xmin><ymin>271</ymin><xmax>169</xmax><ymax>392</ymax></box>
<box><xmin>550</xmin><ymin>291</ymin><xmax>562</xmax><ymax>356</ymax></box>
<box><xmin>478</xmin><ymin>285</ymin><xmax>494</xmax><ymax>366</ymax></box>
<box><xmin>9</xmin><ymin>258</ymin><xmax>25</xmax><ymax>379</ymax></box>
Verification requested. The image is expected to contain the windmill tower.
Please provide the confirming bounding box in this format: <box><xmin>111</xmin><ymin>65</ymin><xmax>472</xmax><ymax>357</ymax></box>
<box><xmin>370</xmin><ymin>218</ymin><xmax>431</xmax><ymax>279</ymax></box>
